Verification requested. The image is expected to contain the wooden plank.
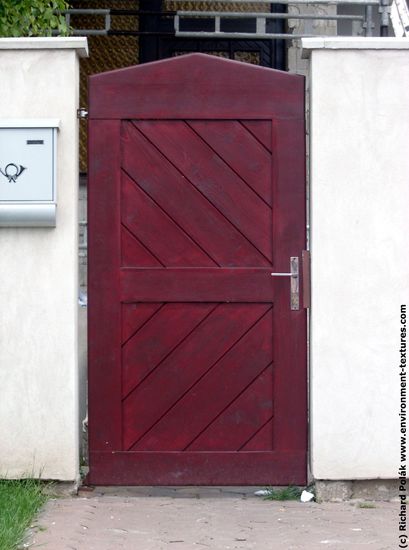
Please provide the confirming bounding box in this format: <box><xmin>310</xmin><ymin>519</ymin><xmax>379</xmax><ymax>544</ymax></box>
<box><xmin>122</xmin><ymin>304</ymin><xmax>270</xmax><ymax>451</ymax></box>
<box><xmin>122</xmin><ymin>172</ymin><xmax>216</xmax><ymax>267</ymax></box>
<box><xmin>122</xmin><ymin>122</ymin><xmax>271</xmax><ymax>267</ymax></box>
<box><xmin>271</xmin><ymin>117</ymin><xmax>307</xmax><ymax>454</ymax></box>
<box><xmin>88</xmin><ymin>450</ymin><xmax>307</xmax><ymax>486</ymax></box>
<box><xmin>241</xmin><ymin>418</ymin><xmax>274</xmax><ymax>451</ymax></box>
<box><xmin>188</xmin><ymin>366</ymin><xmax>274</xmax><ymax>451</ymax></box>
<box><xmin>121</xmin><ymin>225</ymin><xmax>163</xmax><ymax>268</ymax></box>
<box><xmin>120</xmin><ymin>268</ymin><xmax>278</xmax><ymax>302</ymax></box>
<box><xmin>88</xmin><ymin>120</ymin><xmax>122</xmax><ymax>452</ymax></box>
<box><xmin>241</xmin><ymin>121</ymin><xmax>272</xmax><ymax>152</ymax></box>
<box><xmin>134</xmin><ymin>121</ymin><xmax>273</xmax><ymax>262</ymax></box>
<box><xmin>132</xmin><ymin>312</ymin><xmax>273</xmax><ymax>451</ymax></box>
<box><xmin>122</xmin><ymin>303</ymin><xmax>163</xmax><ymax>344</ymax></box>
<box><xmin>89</xmin><ymin>53</ymin><xmax>305</xmax><ymax>120</ymax></box>
<box><xmin>188</xmin><ymin>120</ymin><xmax>272</xmax><ymax>206</ymax></box>
<box><xmin>122</xmin><ymin>303</ymin><xmax>215</xmax><ymax>397</ymax></box>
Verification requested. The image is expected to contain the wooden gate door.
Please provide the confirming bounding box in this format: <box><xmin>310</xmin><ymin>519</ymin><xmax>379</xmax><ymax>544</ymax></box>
<box><xmin>88</xmin><ymin>54</ymin><xmax>307</xmax><ymax>485</ymax></box>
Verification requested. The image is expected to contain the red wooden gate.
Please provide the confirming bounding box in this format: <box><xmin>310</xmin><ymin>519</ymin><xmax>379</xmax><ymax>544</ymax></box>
<box><xmin>88</xmin><ymin>54</ymin><xmax>307</xmax><ymax>485</ymax></box>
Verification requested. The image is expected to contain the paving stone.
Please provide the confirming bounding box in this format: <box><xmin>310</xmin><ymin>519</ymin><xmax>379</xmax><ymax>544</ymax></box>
<box><xmin>28</xmin><ymin>490</ymin><xmax>396</xmax><ymax>549</ymax></box>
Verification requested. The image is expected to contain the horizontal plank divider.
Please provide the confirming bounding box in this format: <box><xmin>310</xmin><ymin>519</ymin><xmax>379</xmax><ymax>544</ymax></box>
<box><xmin>89</xmin><ymin>450</ymin><xmax>307</xmax><ymax>485</ymax></box>
<box><xmin>120</xmin><ymin>268</ymin><xmax>279</xmax><ymax>302</ymax></box>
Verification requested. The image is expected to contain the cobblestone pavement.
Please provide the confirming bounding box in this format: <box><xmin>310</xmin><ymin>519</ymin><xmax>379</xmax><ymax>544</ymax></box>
<box><xmin>28</xmin><ymin>487</ymin><xmax>396</xmax><ymax>550</ymax></box>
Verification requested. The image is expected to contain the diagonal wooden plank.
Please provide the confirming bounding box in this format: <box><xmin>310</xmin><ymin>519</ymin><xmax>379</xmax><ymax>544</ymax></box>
<box><xmin>122</xmin><ymin>303</ymin><xmax>163</xmax><ymax>345</ymax></box>
<box><xmin>240</xmin><ymin>417</ymin><xmax>274</xmax><ymax>451</ymax></box>
<box><xmin>121</xmin><ymin>224</ymin><xmax>164</xmax><ymax>268</ymax></box>
<box><xmin>122</xmin><ymin>303</ymin><xmax>215</xmax><ymax>398</ymax></box>
<box><xmin>122</xmin><ymin>122</ymin><xmax>270</xmax><ymax>267</ymax></box>
<box><xmin>122</xmin><ymin>303</ymin><xmax>271</xmax><ymax>451</ymax></box>
<box><xmin>133</xmin><ymin>121</ymin><xmax>273</xmax><ymax>262</ymax></box>
<box><xmin>187</xmin><ymin>365</ymin><xmax>273</xmax><ymax>451</ymax></box>
<box><xmin>240</xmin><ymin>120</ymin><xmax>272</xmax><ymax>152</ymax></box>
<box><xmin>188</xmin><ymin>120</ymin><xmax>272</xmax><ymax>206</ymax></box>
<box><xmin>122</xmin><ymin>171</ymin><xmax>216</xmax><ymax>267</ymax></box>
<box><xmin>130</xmin><ymin>308</ymin><xmax>273</xmax><ymax>452</ymax></box>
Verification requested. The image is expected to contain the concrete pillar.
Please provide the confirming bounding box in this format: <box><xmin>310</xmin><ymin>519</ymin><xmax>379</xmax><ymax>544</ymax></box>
<box><xmin>303</xmin><ymin>37</ymin><xmax>409</xmax><ymax>479</ymax></box>
<box><xmin>0</xmin><ymin>38</ymin><xmax>88</xmax><ymax>481</ymax></box>
<box><xmin>288</xmin><ymin>4</ymin><xmax>337</xmax><ymax>76</ymax></box>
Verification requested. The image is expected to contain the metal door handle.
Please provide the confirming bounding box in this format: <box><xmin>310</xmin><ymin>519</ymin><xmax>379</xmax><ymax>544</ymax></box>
<box><xmin>271</xmin><ymin>257</ymin><xmax>299</xmax><ymax>310</ymax></box>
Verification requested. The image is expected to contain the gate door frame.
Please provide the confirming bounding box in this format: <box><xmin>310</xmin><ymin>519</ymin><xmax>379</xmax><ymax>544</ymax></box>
<box><xmin>88</xmin><ymin>53</ymin><xmax>307</xmax><ymax>485</ymax></box>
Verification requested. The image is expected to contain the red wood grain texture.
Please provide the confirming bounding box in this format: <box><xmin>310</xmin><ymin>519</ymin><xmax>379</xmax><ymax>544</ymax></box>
<box><xmin>241</xmin><ymin>121</ymin><xmax>272</xmax><ymax>152</ymax></box>
<box><xmin>187</xmin><ymin>366</ymin><xmax>274</xmax><ymax>452</ymax></box>
<box><xmin>241</xmin><ymin>418</ymin><xmax>274</xmax><ymax>451</ymax></box>
<box><xmin>120</xmin><ymin>268</ymin><xmax>277</xmax><ymax>303</ymax></box>
<box><xmin>88</xmin><ymin>120</ymin><xmax>122</xmax><ymax>453</ymax></box>
<box><xmin>89</xmin><ymin>54</ymin><xmax>304</xmax><ymax>121</ymax></box>
<box><xmin>122</xmin><ymin>122</ymin><xmax>271</xmax><ymax>267</ymax></box>
<box><xmin>122</xmin><ymin>303</ymin><xmax>163</xmax><ymax>344</ymax></box>
<box><xmin>122</xmin><ymin>172</ymin><xmax>216</xmax><ymax>267</ymax></box>
<box><xmin>89</xmin><ymin>451</ymin><xmax>306</xmax><ymax>486</ymax></box>
<box><xmin>122</xmin><ymin>303</ymin><xmax>214</xmax><ymax>396</ymax></box>
<box><xmin>121</xmin><ymin>225</ymin><xmax>163</xmax><ymax>268</ymax></box>
<box><xmin>88</xmin><ymin>54</ymin><xmax>306</xmax><ymax>485</ymax></box>
<box><xmin>187</xmin><ymin>120</ymin><xmax>272</xmax><ymax>206</ymax></box>
<box><xmin>122</xmin><ymin>304</ymin><xmax>270</xmax><ymax>451</ymax></box>
<box><xmin>131</xmin><ymin>311</ymin><xmax>272</xmax><ymax>451</ymax></box>
<box><xmin>133</xmin><ymin>120</ymin><xmax>273</xmax><ymax>262</ymax></box>
<box><xmin>271</xmin><ymin>117</ymin><xmax>307</xmax><ymax>454</ymax></box>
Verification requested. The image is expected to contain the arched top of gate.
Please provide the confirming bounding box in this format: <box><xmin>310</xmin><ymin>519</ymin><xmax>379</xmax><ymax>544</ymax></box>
<box><xmin>88</xmin><ymin>53</ymin><xmax>304</xmax><ymax>120</ymax></box>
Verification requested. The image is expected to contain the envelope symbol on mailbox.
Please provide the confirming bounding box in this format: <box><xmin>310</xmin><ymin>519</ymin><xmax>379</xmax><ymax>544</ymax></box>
<box><xmin>0</xmin><ymin>163</ymin><xmax>26</xmax><ymax>183</ymax></box>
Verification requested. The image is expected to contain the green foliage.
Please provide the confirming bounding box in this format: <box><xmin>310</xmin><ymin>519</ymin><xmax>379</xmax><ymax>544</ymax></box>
<box><xmin>263</xmin><ymin>485</ymin><xmax>303</xmax><ymax>501</ymax></box>
<box><xmin>0</xmin><ymin>479</ymin><xmax>48</xmax><ymax>549</ymax></box>
<box><xmin>0</xmin><ymin>0</ymin><xmax>70</xmax><ymax>37</ymax></box>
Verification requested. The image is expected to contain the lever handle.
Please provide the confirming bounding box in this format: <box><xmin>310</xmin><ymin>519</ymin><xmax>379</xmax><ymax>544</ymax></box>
<box><xmin>271</xmin><ymin>257</ymin><xmax>299</xmax><ymax>310</ymax></box>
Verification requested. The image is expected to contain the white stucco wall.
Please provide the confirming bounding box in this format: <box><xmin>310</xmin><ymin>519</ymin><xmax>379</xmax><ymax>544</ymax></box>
<box><xmin>303</xmin><ymin>37</ymin><xmax>409</xmax><ymax>479</ymax></box>
<box><xmin>0</xmin><ymin>38</ymin><xmax>87</xmax><ymax>481</ymax></box>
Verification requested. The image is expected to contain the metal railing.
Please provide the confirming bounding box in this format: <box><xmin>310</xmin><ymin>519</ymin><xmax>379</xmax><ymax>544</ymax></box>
<box><xmin>174</xmin><ymin>0</ymin><xmax>390</xmax><ymax>38</ymax></box>
<box><xmin>57</xmin><ymin>0</ymin><xmax>392</xmax><ymax>39</ymax></box>
<box><xmin>391</xmin><ymin>0</ymin><xmax>409</xmax><ymax>35</ymax></box>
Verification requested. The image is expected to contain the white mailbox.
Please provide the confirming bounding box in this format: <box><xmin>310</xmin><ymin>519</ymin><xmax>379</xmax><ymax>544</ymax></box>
<box><xmin>0</xmin><ymin>119</ymin><xmax>59</xmax><ymax>226</ymax></box>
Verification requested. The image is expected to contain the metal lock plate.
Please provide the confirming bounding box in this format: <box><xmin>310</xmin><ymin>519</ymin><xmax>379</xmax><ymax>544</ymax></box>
<box><xmin>271</xmin><ymin>256</ymin><xmax>300</xmax><ymax>311</ymax></box>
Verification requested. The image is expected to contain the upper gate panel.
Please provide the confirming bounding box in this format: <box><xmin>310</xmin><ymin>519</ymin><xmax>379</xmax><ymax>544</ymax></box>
<box><xmin>88</xmin><ymin>53</ymin><xmax>304</xmax><ymax>120</ymax></box>
<box><xmin>121</xmin><ymin>119</ymin><xmax>273</xmax><ymax>267</ymax></box>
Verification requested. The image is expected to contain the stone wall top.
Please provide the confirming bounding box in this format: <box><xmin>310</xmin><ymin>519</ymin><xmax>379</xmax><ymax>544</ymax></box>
<box><xmin>0</xmin><ymin>37</ymin><xmax>88</xmax><ymax>57</ymax></box>
<box><xmin>302</xmin><ymin>37</ymin><xmax>409</xmax><ymax>58</ymax></box>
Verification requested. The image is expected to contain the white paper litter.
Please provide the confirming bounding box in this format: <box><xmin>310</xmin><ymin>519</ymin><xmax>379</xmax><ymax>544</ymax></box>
<box><xmin>300</xmin><ymin>490</ymin><xmax>314</xmax><ymax>502</ymax></box>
